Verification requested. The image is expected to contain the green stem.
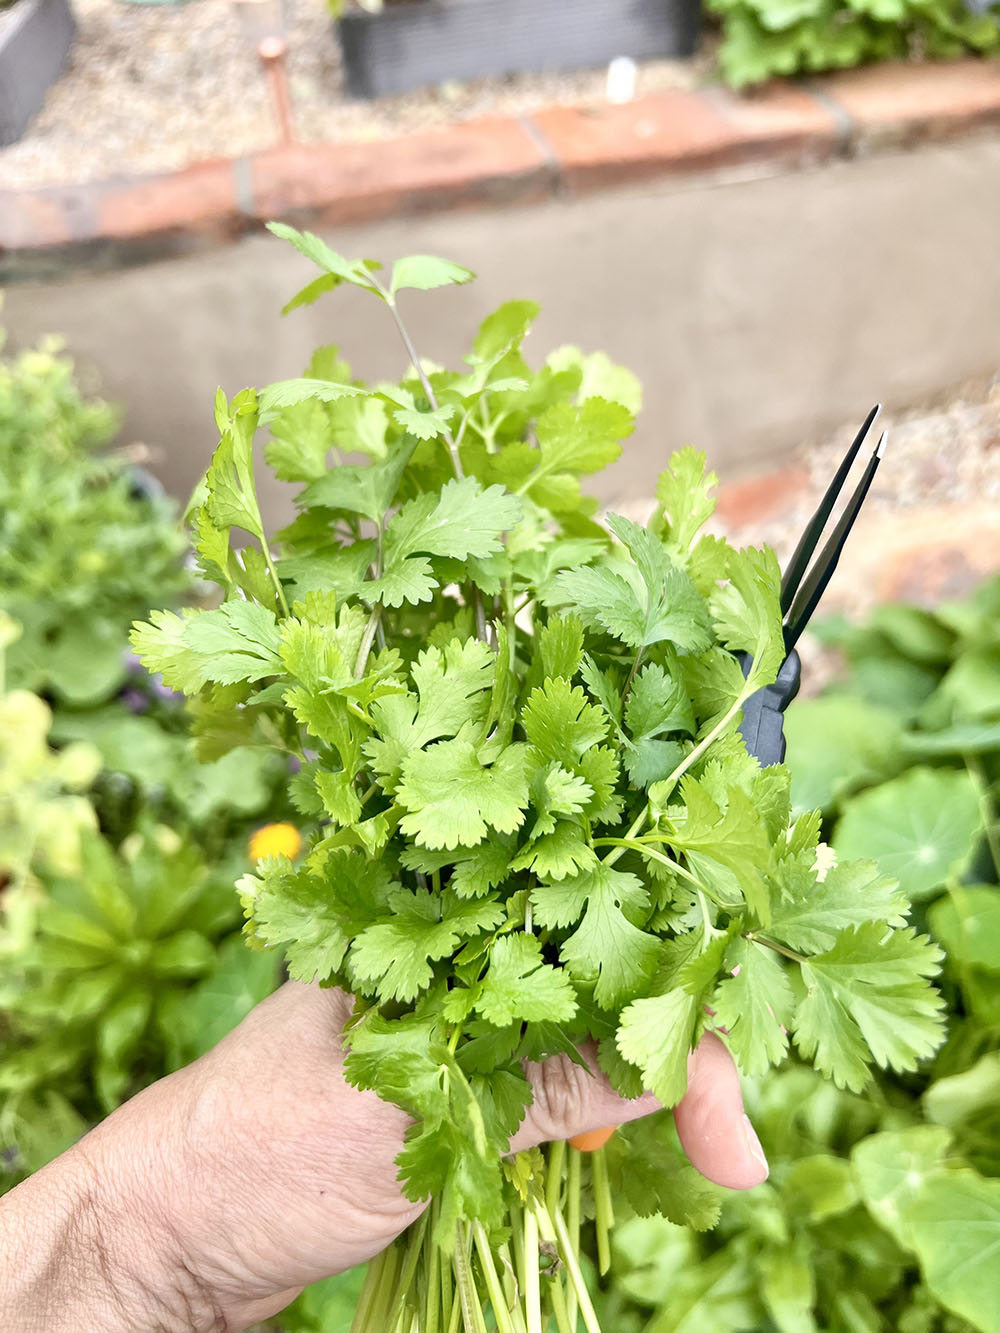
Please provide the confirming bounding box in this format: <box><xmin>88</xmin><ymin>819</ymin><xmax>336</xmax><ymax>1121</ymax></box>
<box><xmin>454</xmin><ymin>1222</ymin><xmax>488</xmax><ymax>1333</ymax></box>
<box><xmin>523</xmin><ymin>1202</ymin><xmax>543</xmax><ymax>1333</ymax></box>
<box><xmin>472</xmin><ymin>1222</ymin><xmax>517</xmax><ymax>1333</ymax></box>
<box><xmin>548</xmin><ymin>1275</ymin><xmax>575</xmax><ymax>1333</ymax></box>
<box><xmin>351</xmin><ymin>1250</ymin><xmax>387</xmax><ymax>1333</ymax></box>
<box><xmin>622</xmin><ymin>647</ymin><xmax>644</xmax><ymax>706</ymax></box>
<box><xmin>591</xmin><ymin>1147</ymin><xmax>614</xmax><ymax>1277</ymax></box>
<box><xmin>566</xmin><ymin>1148</ymin><xmax>582</xmax><ymax>1332</ymax></box>
<box><xmin>354</xmin><ymin>604</ymin><xmax>382</xmax><ymax>679</ymax></box>
<box><xmin>548</xmin><ymin>1204</ymin><xmax>603</xmax><ymax>1333</ymax></box>
<box><xmin>389</xmin><ymin>1213</ymin><xmax>429</xmax><ymax>1320</ymax></box>
<box><xmin>424</xmin><ymin>1223</ymin><xmax>441</xmax><ymax>1333</ymax></box>
<box><xmin>743</xmin><ymin>931</ymin><xmax>807</xmax><ymax>965</ymax></box>
<box><xmin>260</xmin><ymin>540</ymin><xmax>290</xmax><ymax>618</ymax></box>
<box><xmin>380</xmin><ymin>289</ymin><xmax>464</xmax><ymax>481</ymax></box>
<box><xmin>546</xmin><ymin>1139</ymin><xmax>566</xmax><ymax>1219</ymax></box>
<box><xmin>441</xmin><ymin>1241</ymin><xmax>455</xmax><ymax>1333</ymax></box>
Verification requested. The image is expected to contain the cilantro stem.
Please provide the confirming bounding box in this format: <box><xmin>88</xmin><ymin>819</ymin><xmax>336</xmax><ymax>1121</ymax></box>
<box><xmin>591</xmin><ymin>1146</ymin><xmax>614</xmax><ymax>1276</ymax></box>
<box><xmin>377</xmin><ymin>281</ymin><xmax>465</xmax><ymax>482</ymax></box>
<box><xmin>965</xmin><ymin>753</ymin><xmax>1000</xmax><ymax>882</ymax></box>
<box><xmin>603</xmin><ymin>678</ymin><xmax>758</xmax><ymax>868</ymax></box>
<box><xmin>743</xmin><ymin>931</ymin><xmax>807</xmax><ymax>965</ymax></box>
<box><xmin>455</xmin><ymin>1222</ymin><xmax>489</xmax><ymax>1333</ymax></box>
<box><xmin>547</xmin><ymin>1202</ymin><xmax>603</xmax><ymax>1333</ymax></box>
<box><xmin>424</xmin><ymin>1215</ymin><xmax>441</xmax><ymax>1333</ymax></box>
<box><xmin>622</xmin><ymin>647</ymin><xmax>643</xmax><ymax>706</ymax></box>
<box><xmin>354</xmin><ymin>605</ymin><xmax>382</xmax><ymax>679</ymax></box>
<box><xmin>389</xmin><ymin>1211</ymin><xmax>429</xmax><ymax>1319</ymax></box>
<box><xmin>545</xmin><ymin>1139</ymin><xmax>565</xmax><ymax>1218</ymax></box>
<box><xmin>522</xmin><ymin>1204</ymin><xmax>542</xmax><ymax>1333</ymax></box>
<box><xmin>565</xmin><ymin>1146</ymin><xmax>581</xmax><ymax>1331</ymax></box>
<box><xmin>261</xmin><ymin>540</ymin><xmax>290</xmax><ymax>618</ymax></box>
<box><xmin>472</xmin><ymin>1223</ymin><xmax>517</xmax><ymax>1333</ymax></box>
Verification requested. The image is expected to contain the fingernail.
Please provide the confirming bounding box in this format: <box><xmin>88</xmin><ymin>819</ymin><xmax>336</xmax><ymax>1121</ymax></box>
<box><xmin>742</xmin><ymin>1114</ymin><xmax>769</xmax><ymax>1180</ymax></box>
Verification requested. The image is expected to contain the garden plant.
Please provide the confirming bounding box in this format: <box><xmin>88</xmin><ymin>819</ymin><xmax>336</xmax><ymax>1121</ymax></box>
<box><xmin>130</xmin><ymin>225</ymin><xmax>946</xmax><ymax>1333</ymax></box>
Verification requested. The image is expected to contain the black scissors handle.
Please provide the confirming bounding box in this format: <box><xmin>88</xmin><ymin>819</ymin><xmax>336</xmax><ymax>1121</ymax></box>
<box><xmin>738</xmin><ymin>406</ymin><xmax>886</xmax><ymax>766</ymax></box>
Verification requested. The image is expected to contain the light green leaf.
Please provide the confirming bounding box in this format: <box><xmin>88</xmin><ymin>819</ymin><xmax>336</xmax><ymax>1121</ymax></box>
<box><xmin>390</xmin><ymin>255</ymin><xmax>475</xmax><ymax>295</ymax></box>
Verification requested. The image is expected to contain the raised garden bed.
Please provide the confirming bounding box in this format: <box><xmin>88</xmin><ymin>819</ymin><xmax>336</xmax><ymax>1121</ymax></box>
<box><xmin>338</xmin><ymin>0</ymin><xmax>701</xmax><ymax>100</ymax></box>
<box><xmin>0</xmin><ymin>0</ymin><xmax>75</xmax><ymax>147</ymax></box>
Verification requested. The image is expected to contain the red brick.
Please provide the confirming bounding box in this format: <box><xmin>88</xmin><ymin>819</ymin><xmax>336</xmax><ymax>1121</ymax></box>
<box><xmin>715</xmin><ymin>465</ymin><xmax>813</xmax><ymax>530</ymax></box>
<box><xmin>816</xmin><ymin>60</ymin><xmax>1000</xmax><ymax>149</ymax></box>
<box><xmin>95</xmin><ymin>161</ymin><xmax>242</xmax><ymax>241</ymax></box>
<box><xmin>249</xmin><ymin>118</ymin><xmax>554</xmax><ymax>226</ymax></box>
<box><xmin>529</xmin><ymin>85</ymin><xmax>838</xmax><ymax>192</ymax></box>
<box><xmin>0</xmin><ymin>185</ymin><xmax>96</xmax><ymax>251</ymax></box>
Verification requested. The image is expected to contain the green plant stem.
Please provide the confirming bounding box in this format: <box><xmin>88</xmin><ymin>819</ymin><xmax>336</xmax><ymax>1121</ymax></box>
<box><xmin>566</xmin><ymin>1147</ymin><xmax>582</xmax><ymax>1331</ymax></box>
<box><xmin>604</xmin><ymin>679</ymin><xmax>759</xmax><ymax>867</ymax></box>
<box><xmin>441</xmin><ymin>1241</ymin><xmax>455</xmax><ymax>1333</ymax></box>
<box><xmin>965</xmin><ymin>753</ymin><xmax>1000</xmax><ymax>881</ymax></box>
<box><xmin>424</xmin><ymin>1227</ymin><xmax>441</xmax><ymax>1333</ymax></box>
<box><xmin>351</xmin><ymin>1251</ymin><xmax>386</xmax><ymax>1333</ymax></box>
<box><xmin>546</xmin><ymin>1139</ymin><xmax>566</xmax><ymax>1218</ymax></box>
<box><xmin>472</xmin><ymin>1222</ymin><xmax>517</xmax><ymax>1333</ymax></box>
<box><xmin>547</xmin><ymin>1203</ymin><xmax>602</xmax><ymax>1333</ymax></box>
<box><xmin>590</xmin><ymin>1147</ymin><xmax>614</xmax><ymax>1277</ymax></box>
<box><xmin>455</xmin><ymin>1223</ymin><xmax>488</xmax><ymax>1333</ymax></box>
<box><xmin>254</xmin><ymin>537</ymin><xmax>290</xmax><ymax>618</ymax></box>
<box><xmin>523</xmin><ymin>1202</ymin><xmax>543</xmax><ymax>1333</ymax></box>
<box><xmin>743</xmin><ymin>931</ymin><xmax>808</xmax><ymax>965</ymax></box>
<box><xmin>389</xmin><ymin>1213</ymin><xmax>429</xmax><ymax>1320</ymax></box>
<box><xmin>547</xmin><ymin>1275</ymin><xmax>575</xmax><ymax>1333</ymax></box>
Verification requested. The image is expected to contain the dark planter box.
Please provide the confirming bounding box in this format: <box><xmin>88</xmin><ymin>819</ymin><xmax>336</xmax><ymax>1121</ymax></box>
<box><xmin>0</xmin><ymin>0</ymin><xmax>75</xmax><ymax>147</ymax></box>
<box><xmin>338</xmin><ymin>0</ymin><xmax>701</xmax><ymax>100</ymax></box>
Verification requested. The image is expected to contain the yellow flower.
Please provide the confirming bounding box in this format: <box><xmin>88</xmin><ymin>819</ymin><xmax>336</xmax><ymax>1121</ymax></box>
<box><xmin>248</xmin><ymin>822</ymin><xmax>301</xmax><ymax>863</ymax></box>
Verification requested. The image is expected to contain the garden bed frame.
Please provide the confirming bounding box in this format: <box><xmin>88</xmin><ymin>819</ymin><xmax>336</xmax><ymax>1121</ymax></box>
<box><xmin>0</xmin><ymin>0</ymin><xmax>75</xmax><ymax>148</ymax></box>
<box><xmin>338</xmin><ymin>0</ymin><xmax>701</xmax><ymax>100</ymax></box>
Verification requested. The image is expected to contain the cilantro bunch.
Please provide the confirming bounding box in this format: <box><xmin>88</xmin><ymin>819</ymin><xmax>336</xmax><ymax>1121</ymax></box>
<box><xmin>132</xmin><ymin>226</ymin><xmax>944</xmax><ymax>1333</ymax></box>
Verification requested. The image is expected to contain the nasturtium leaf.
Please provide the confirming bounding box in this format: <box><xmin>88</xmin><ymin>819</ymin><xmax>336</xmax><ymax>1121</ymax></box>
<box><xmin>927</xmin><ymin>885</ymin><xmax>1000</xmax><ymax>971</ymax></box>
<box><xmin>783</xmin><ymin>695</ymin><xmax>904</xmax><ymax>814</ymax></box>
<box><xmin>833</xmin><ymin>767</ymin><xmax>982</xmax><ymax>902</ymax></box>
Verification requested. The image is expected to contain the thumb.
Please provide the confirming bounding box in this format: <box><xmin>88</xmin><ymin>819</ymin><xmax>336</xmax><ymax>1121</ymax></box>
<box><xmin>510</xmin><ymin>1033</ymin><xmax>769</xmax><ymax>1192</ymax></box>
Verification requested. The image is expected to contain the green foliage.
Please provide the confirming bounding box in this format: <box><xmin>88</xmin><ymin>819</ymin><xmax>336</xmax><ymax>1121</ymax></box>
<box><xmin>0</xmin><ymin>329</ymin><xmax>188</xmax><ymax>706</ymax></box>
<box><xmin>609</xmin><ymin>573</ymin><xmax>1000</xmax><ymax>1333</ymax></box>
<box><xmin>708</xmin><ymin>0</ymin><xmax>1000</xmax><ymax>88</ymax></box>
<box><xmin>133</xmin><ymin>226</ymin><xmax>942</xmax><ymax>1331</ymax></box>
<box><xmin>0</xmin><ymin>627</ymin><xmax>282</xmax><ymax>1194</ymax></box>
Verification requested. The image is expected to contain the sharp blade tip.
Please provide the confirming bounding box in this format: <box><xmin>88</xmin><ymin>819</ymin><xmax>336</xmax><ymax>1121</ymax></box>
<box><xmin>875</xmin><ymin>429</ymin><xmax>888</xmax><ymax>459</ymax></box>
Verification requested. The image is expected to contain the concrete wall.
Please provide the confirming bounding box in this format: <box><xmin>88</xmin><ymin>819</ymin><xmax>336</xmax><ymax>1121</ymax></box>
<box><xmin>4</xmin><ymin>134</ymin><xmax>1000</xmax><ymax>524</ymax></box>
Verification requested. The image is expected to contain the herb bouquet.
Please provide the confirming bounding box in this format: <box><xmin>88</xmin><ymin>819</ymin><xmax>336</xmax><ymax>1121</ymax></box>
<box><xmin>133</xmin><ymin>226</ymin><xmax>945</xmax><ymax>1333</ymax></box>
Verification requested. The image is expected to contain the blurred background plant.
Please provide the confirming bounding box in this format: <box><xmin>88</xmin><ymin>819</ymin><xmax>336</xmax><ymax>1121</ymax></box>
<box><xmin>708</xmin><ymin>0</ymin><xmax>1000</xmax><ymax>87</ymax></box>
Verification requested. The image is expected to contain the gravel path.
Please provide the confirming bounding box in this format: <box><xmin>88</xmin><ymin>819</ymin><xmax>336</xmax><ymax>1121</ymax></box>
<box><xmin>0</xmin><ymin>0</ymin><xmax>708</xmax><ymax>190</ymax></box>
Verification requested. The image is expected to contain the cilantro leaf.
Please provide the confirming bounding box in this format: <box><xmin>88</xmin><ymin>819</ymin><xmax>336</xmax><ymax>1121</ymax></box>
<box><xmin>653</xmin><ymin>447</ymin><xmax>718</xmax><ymax>555</ymax></box>
<box><xmin>130</xmin><ymin>602</ymin><xmax>283</xmax><ymax>694</ymax></box>
<box><xmin>350</xmin><ymin>888</ymin><xmax>504</xmax><ymax>1002</ymax></box>
<box><xmin>769</xmin><ymin>859</ymin><xmax>910</xmax><ymax>954</ymax></box>
<box><xmin>397</xmin><ymin>738</ymin><xmax>531</xmax><ymax>849</ymax></box>
<box><xmin>712</xmin><ymin>935</ymin><xmax>794</xmax><ymax>1076</ymax></box>
<box><xmin>476</xmin><ymin>934</ymin><xmax>578</xmax><ymax>1026</ymax></box>
<box><xmin>793</xmin><ymin>923</ymin><xmax>945</xmax><ymax>1091</ymax></box>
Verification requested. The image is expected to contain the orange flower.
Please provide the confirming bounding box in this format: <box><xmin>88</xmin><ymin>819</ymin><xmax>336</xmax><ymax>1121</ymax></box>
<box><xmin>248</xmin><ymin>822</ymin><xmax>301</xmax><ymax>863</ymax></box>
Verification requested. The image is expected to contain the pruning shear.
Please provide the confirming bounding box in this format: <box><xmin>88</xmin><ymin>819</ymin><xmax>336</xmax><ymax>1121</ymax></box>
<box><xmin>738</xmin><ymin>404</ymin><xmax>887</xmax><ymax>766</ymax></box>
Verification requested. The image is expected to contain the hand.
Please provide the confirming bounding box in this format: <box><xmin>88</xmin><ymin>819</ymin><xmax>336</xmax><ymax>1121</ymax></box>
<box><xmin>0</xmin><ymin>982</ymin><xmax>768</xmax><ymax>1332</ymax></box>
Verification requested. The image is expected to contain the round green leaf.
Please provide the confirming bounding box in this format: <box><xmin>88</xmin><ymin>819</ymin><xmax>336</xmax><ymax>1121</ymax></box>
<box><xmin>832</xmin><ymin>767</ymin><xmax>982</xmax><ymax>902</ymax></box>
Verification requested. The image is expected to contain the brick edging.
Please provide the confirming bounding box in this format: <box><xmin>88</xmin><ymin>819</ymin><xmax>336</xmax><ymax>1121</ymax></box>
<box><xmin>2</xmin><ymin>58</ymin><xmax>999</xmax><ymax>275</ymax></box>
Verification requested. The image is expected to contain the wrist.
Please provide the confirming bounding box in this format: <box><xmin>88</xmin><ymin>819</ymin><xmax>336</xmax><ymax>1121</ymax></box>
<box><xmin>0</xmin><ymin>1090</ymin><xmax>225</xmax><ymax>1332</ymax></box>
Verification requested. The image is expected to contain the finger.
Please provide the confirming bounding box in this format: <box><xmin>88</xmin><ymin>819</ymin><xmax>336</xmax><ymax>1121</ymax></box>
<box><xmin>673</xmin><ymin>1032</ymin><xmax>768</xmax><ymax>1189</ymax></box>
<box><xmin>510</xmin><ymin>1043</ymin><xmax>660</xmax><ymax>1153</ymax></box>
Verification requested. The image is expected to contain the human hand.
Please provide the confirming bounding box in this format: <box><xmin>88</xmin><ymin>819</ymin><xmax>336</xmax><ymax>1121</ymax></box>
<box><xmin>0</xmin><ymin>981</ymin><xmax>768</xmax><ymax>1332</ymax></box>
